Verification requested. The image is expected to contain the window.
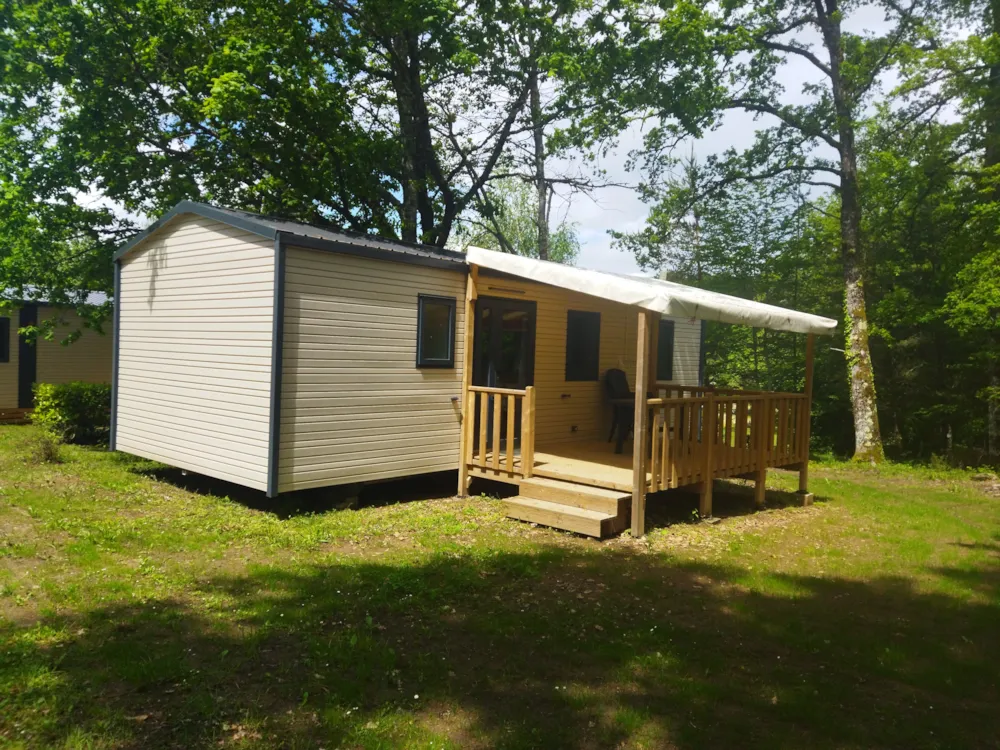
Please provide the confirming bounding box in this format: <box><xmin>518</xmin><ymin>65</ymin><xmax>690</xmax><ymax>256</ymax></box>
<box><xmin>416</xmin><ymin>295</ymin><xmax>456</xmax><ymax>368</ymax></box>
<box><xmin>565</xmin><ymin>310</ymin><xmax>600</xmax><ymax>381</ymax></box>
<box><xmin>0</xmin><ymin>317</ymin><xmax>8</xmax><ymax>363</ymax></box>
<box><xmin>657</xmin><ymin>318</ymin><xmax>675</xmax><ymax>381</ymax></box>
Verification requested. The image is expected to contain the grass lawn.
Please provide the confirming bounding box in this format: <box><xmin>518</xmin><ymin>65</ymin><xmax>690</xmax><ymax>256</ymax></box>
<box><xmin>1</xmin><ymin>426</ymin><xmax>998</xmax><ymax>749</ymax></box>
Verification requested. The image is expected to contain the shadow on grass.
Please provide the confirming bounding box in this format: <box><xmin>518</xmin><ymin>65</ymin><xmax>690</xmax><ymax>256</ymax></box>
<box><xmin>128</xmin><ymin>461</ymin><xmax>460</xmax><ymax>520</ymax></box>
<box><xmin>3</xmin><ymin>546</ymin><xmax>998</xmax><ymax>749</ymax></box>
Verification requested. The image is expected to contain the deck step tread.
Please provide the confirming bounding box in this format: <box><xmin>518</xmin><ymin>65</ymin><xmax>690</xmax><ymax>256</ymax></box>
<box><xmin>506</xmin><ymin>496</ymin><xmax>611</xmax><ymax>520</ymax></box>
<box><xmin>518</xmin><ymin>476</ymin><xmax>630</xmax><ymax>514</ymax></box>
<box><xmin>519</xmin><ymin>476</ymin><xmax>629</xmax><ymax>500</ymax></box>
<box><xmin>503</xmin><ymin>496</ymin><xmax>621</xmax><ymax>538</ymax></box>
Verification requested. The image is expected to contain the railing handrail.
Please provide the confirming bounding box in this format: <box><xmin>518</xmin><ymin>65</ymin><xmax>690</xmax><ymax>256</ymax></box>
<box><xmin>645</xmin><ymin>396</ymin><xmax>709</xmax><ymax>407</ymax></box>
<box><xmin>653</xmin><ymin>383</ymin><xmax>809</xmax><ymax>399</ymax></box>
<box><xmin>468</xmin><ymin>385</ymin><xmax>529</xmax><ymax>396</ymax></box>
<box><xmin>646</xmin><ymin>392</ymin><xmax>807</xmax><ymax>407</ymax></box>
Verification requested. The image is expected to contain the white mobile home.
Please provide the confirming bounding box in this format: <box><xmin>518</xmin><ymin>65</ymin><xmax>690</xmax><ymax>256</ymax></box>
<box><xmin>112</xmin><ymin>201</ymin><xmax>835</xmax><ymax>537</ymax></box>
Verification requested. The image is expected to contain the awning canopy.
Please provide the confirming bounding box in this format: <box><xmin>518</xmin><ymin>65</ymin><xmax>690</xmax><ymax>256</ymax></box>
<box><xmin>466</xmin><ymin>246</ymin><xmax>838</xmax><ymax>336</ymax></box>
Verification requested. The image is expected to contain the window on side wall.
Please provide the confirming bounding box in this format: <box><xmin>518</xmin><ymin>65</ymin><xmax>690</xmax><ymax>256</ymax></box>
<box><xmin>416</xmin><ymin>295</ymin><xmax>456</xmax><ymax>368</ymax></box>
<box><xmin>657</xmin><ymin>318</ymin><xmax>675</xmax><ymax>381</ymax></box>
<box><xmin>0</xmin><ymin>318</ymin><xmax>9</xmax><ymax>363</ymax></box>
<box><xmin>565</xmin><ymin>310</ymin><xmax>600</xmax><ymax>381</ymax></box>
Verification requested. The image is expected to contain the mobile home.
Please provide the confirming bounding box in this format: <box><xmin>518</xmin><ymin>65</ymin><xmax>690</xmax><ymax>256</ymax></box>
<box><xmin>112</xmin><ymin>201</ymin><xmax>836</xmax><ymax>537</ymax></box>
<box><xmin>0</xmin><ymin>300</ymin><xmax>113</xmax><ymax>419</ymax></box>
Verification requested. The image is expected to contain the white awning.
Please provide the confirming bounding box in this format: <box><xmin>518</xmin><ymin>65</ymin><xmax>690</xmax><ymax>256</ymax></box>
<box><xmin>466</xmin><ymin>246</ymin><xmax>838</xmax><ymax>336</ymax></box>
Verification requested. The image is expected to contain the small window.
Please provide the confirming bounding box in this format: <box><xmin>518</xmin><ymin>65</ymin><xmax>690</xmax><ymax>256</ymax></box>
<box><xmin>416</xmin><ymin>295</ymin><xmax>456</xmax><ymax>368</ymax></box>
<box><xmin>565</xmin><ymin>310</ymin><xmax>600</xmax><ymax>381</ymax></box>
<box><xmin>657</xmin><ymin>318</ymin><xmax>675</xmax><ymax>381</ymax></box>
<box><xmin>0</xmin><ymin>317</ymin><xmax>9</xmax><ymax>363</ymax></box>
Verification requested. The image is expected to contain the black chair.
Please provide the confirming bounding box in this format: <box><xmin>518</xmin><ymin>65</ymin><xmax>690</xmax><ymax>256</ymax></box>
<box><xmin>604</xmin><ymin>368</ymin><xmax>636</xmax><ymax>454</ymax></box>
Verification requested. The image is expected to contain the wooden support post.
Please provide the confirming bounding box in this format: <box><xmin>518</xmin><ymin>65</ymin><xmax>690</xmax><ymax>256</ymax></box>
<box><xmin>522</xmin><ymin>385</ymin><xmax>536</xmax><ymax>478</ymax></box>
<box><xmin>701</xmin><ymin>393</ymin><xmax>716</xmax><ymax>518</ymax></box>
<box><xmin>457</xmin><ymin>266</ymin><xmax>479</xmax><ymax>496</ymax></box>
<box><xmin>631</xmin><ymin>311</ymin><xmax>652</xmax><ymax>537</ymax></box>
<box><xmin>798</xmin><ymin>333</ymin><xmax>815</xmax><ymax>505</ymax></box>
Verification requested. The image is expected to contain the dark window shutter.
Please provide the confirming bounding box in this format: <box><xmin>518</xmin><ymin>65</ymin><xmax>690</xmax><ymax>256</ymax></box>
<box><xmin>657</xmin><ymin>318</ymin><xmax>675</xmax><ymax>381</ymax></box>
<box><xmin>565</xmin><ymin>310</ymin><xmax>601</xmax><ymax>381</ymax></box>
<box><xmin>0</xmin><ymin>318</ymin><xmax>8</xmax><ymax>363</ymax></box>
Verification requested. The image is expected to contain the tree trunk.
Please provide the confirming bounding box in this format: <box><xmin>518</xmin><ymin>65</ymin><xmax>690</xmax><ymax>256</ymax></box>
<box><xmin>529</xmin><ymin>66</ymin><xmax>550</xmax><ymax>260</ymax></box>
<box><xmin>818</xmin><ymin>6</ymin><xmax>884</xmax><ymax>463</ymax></box>
<box><xmin>983</xmin><ymin>0</ymin><xmax>1000</xmax><ymax>463</ymax></box>
<box><xmin>390</xmin><ymin>35</ymin><xmax>422</xmax><ymax>244</ymax></box>
<box><xmin>989</xmin><ymin>363</ymin><xmax>999</xmax><ymax>462</ymax></box>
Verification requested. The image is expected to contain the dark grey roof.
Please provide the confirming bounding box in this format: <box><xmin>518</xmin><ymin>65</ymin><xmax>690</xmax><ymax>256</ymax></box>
<box><xmin>114</xmin><ymin>201</ymin><xmax>467</xmax><ymax>270</ymax></box>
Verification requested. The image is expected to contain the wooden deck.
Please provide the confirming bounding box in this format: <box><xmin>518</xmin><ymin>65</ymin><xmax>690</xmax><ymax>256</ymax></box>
<box><xmin>467</xmin><ymin>440</ymin><xmax>640</xmax><ymax>492</ymax></box>
<box><xmin>532</xmin><ymin>441</ymin><xmax>645</xmax><ymax>492</ymax></box>
<box><xmin>461</xmin><ymin>382</ymin><xmax>814</xmax><ymax>536</ymax></box>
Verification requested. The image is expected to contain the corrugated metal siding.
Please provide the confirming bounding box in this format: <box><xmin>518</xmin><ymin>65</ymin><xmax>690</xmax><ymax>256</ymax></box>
<box><xmin>477</xmin><ymin>277</ymin><xmax>703</xmax><ymax>446</ymax></box>
<box><xmin>115</xmin><ymin>215</ymin><xmax>274</xmax><ymax>490</ymax></box>
<box><xmin>36</xmin><ymin>309</ymin><xmax>113</xmax><ymax>386</ymax></box>
<box><xmin>278</xmin><ymin>246</ymin><xmax>466</xmax><ymax>492</ymax></box>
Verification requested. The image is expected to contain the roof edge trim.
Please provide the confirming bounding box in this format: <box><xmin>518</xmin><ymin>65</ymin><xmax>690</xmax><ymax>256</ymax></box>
<box><xmin>280</xmin><ymin>232</ymin><xmax>466</xmax><ymax>270</ymax></box>
<box><xmin>113</xmin><ymin>201</ymin><xmax>278</xmax><ymax>262</ymax></box>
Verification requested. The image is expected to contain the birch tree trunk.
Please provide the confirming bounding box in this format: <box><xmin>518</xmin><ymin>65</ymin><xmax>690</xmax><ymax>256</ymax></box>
<box><xmin>822</xmin><ymin>4</ymin><xmax>885</xmax><ymax>463</ymax></box>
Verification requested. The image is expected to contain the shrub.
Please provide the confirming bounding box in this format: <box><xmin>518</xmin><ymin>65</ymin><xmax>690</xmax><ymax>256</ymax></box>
<box><xmin>32</xmin><ymin>382</ymin><xmax>112</xmax><ymax>445</ymax></box>
<box><xmin>27</xmin><ymin>432</ymin><xmax>63</xmax><ymax>464</ymax></box>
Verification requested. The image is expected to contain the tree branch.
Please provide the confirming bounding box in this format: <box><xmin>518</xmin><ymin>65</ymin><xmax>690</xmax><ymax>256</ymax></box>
<box><xmin>727</xmin><ymin>98</ymin><xmax>841</xmax><ymax>151</ymax></box>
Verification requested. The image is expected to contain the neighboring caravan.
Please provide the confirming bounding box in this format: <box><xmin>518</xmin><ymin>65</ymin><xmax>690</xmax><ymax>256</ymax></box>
<box><xmin>0</xmin><ymin>300</ymin><xmax>113</xmax><ymax>418</ymax></box>
<box><xmin>112</xmin><ymin>201</ymin><xmax>837</xmax><ymax>538</ymax></box>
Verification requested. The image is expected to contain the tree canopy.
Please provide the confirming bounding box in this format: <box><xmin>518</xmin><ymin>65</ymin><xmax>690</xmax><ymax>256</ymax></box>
<box><xmin>1</xmin><ymin>0</ymin><xmax>997</xmax><ymax>464</ymax></box>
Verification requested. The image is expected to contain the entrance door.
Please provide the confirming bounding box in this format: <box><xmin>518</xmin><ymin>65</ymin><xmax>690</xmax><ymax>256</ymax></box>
<box><xmin>472</xmin><ymin>297</ymin><xmax>536</xmax><ymax>453</ymax></box>
<box><xmin>472</xmin><ymin>296</ymin><xmax>536</xmax><ymax>389</ymax></box>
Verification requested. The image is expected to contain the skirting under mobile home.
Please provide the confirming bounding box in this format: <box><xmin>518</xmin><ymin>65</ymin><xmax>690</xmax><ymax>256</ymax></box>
<box><xmin>112</xmin><ymin>201</ymin><xmax>836</xmax><ymax>538</ymax></box>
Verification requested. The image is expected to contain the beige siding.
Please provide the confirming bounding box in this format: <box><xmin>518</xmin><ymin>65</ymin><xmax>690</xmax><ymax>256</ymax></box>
<box><xmin>278</xmin><ymin>246</ymin><xmax>466</xmax><ymax>492</ymax></box>
<box><xmin>0</xmin><ymin>309</ymin><xmax>19</xmax><ymax>409</ymax></box>
<box><xmin>115</xmin><ymin>214</ymin><xmax>274</xmax><ymax>490</ymax></box>
<box><xmin>36</xmin><ymin>309</ymin><xmax>113</xmax><ymax>386</ymax></box>
<box><xmin>478</xmin><ymin>276</ymin><xmax>703</xmax><ymax>446</ymax></box>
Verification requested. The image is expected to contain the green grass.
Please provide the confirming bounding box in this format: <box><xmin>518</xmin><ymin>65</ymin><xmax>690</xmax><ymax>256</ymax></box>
<box><xmin>1</xmin><ymin>425</ymin><xmax>998</xmax><ymax>749</ymax></box>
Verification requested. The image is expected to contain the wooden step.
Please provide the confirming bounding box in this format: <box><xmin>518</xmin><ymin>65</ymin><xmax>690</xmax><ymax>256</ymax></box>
<box><xmin>503</xmin><ymin>496</ymin><xmax>628</xmax><ymax>538</ymax></box>
<box><xmin>519</xmin><ymin>476</ymin><xmax>629</xmax><ymax>515</ymax></box>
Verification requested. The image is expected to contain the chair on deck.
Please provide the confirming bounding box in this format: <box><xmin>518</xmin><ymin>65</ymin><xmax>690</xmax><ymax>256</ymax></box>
<box><xmin>604</xmin><ymin>368</ymin><xmax>637</xmax><ymax>454</ymax></box>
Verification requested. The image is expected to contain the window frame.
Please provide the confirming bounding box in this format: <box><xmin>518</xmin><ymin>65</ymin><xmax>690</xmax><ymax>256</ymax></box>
<box><xmin>657</xmin><ymin>318</ymin><xmax>675</xmax><ymax>381</ymax></box>
<box><xmin>416</xmin><ymin>294</ymin><xmax>457</xmax><ymax>368</ymax></box>
<box><xmin>0</xmin><ymin>317</ymin><xmax>9</xmax><ymax>364</ymax></box>
<box><xmin>564</xmin><ymin>309</ymin><xmax>601</xmax><ymax>382</ymax></box>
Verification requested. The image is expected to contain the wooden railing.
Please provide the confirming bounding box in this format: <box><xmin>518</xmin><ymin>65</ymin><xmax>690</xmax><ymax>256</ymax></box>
<box><xmin>463</xmin><ymin>385</ymin><xmax>536</xmax><ymax>481</ymax></box>
<box><xmin>647</xmin><ymin>391</ymin><xmax>809</xmax><ymax>491</ymax></box>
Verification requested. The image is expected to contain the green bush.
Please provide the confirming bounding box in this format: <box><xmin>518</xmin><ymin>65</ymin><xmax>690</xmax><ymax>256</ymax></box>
<box><xmin>32</xmin><ymin>382</ymin><xmax>112</xmax><ymax>445</ymax></box>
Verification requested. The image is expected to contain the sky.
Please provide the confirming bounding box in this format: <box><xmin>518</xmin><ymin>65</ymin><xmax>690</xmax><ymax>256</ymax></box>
<box><xmin>558</xmin><ymin>3</ymin><xmax>899</xmax><ymax>275</ymax></box>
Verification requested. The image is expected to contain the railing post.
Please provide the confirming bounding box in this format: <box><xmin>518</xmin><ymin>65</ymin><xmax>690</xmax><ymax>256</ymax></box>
<box><xmin>700</xmin><ymin>393</ymin><xmax>716</xmax><ymax>518</ymax></box>
<box><xmin>522</xmin><ymin>385</ymin><xmax>535</xmax><ymax>478</ymax></box>
<box><xmin>754</xmin><ymin>395</ymin><xmax>768</xmax><ymax>508</ymax></box>
<box><xmin>457</xmin><ymin>265</ymin><xmax>478</xmax><ymax>496</ymax></box>
<box><xmin>798</xmin><ymin>333</ymin><xmax>815</xmax><ymax>504</ymax></box>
